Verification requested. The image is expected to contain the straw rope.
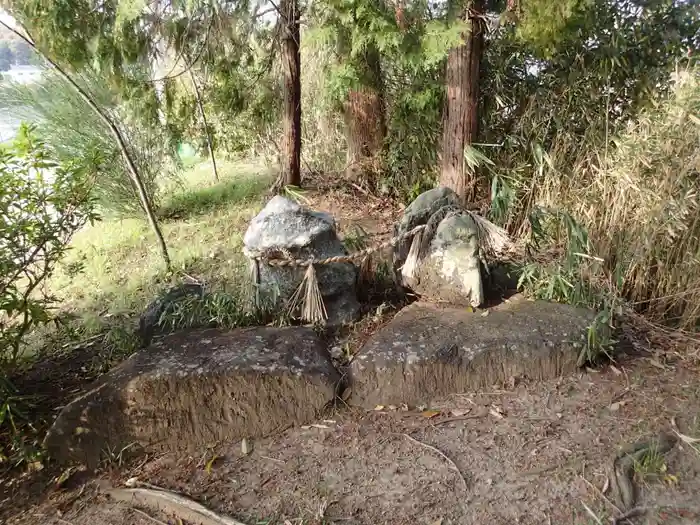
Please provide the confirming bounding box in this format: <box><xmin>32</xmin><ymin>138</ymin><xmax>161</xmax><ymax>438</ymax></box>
<box><xmin>246</xmin><ymin>224</ymin><xmax>428</xmax><ymax>267</ymax></box>
<box><xmin>245</xmin><ymin>208</ymin><xmax>513</xmax><ymax>324</ymax></box>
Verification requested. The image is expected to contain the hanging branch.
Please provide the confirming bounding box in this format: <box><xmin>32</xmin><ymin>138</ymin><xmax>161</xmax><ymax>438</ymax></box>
<box><xmin>188</xmin><ymin>65</ymin><xmax>219</xmax><ymax>182</ymax></box>
<box><xmin>0</xmin><ymin>20</ymin><xmax>172</xmax><ymax>271</ymax></box>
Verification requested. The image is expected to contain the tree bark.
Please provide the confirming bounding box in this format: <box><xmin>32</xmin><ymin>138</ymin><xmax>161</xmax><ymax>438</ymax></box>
<box><xmin>189</xmin><ymin>68</ymin><xmax>219</xmax><ymax>182</ymax></box>
<box><xmin>281</xmin><ymin>0</ymin><xmax>301</xmax><ymax>187</ymax></box>
<box><xmin>0</xmin><ymin>21</ymin><xmax>172</xmax><ymax>271</ymax></box>
<box><xmin>439</xmin><ymin>0</ymin><xmax>485</xmax><ymax>204</ymax></box>
<box><xmin>343</xmin><ymin>45</ymin><xmax>386</xmax><ymax>181</ymax></box>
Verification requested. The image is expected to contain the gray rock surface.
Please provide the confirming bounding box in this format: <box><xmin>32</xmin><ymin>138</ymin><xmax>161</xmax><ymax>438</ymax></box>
<box><xmin>392</xmin><ymin>187</ymin><xmax>487</xmax><ymax>306</ymax></box>
<box><xmin>413</xmin><ymin>213</ymin><xmax>483</xmax><ymax>307</ymax></box>
<box><xmin>349</xmin><ymin>295</ymin><xmax>599</xmax><ymax>408</ymax></box>
<box><xmin>44</xmin><ymin>326</ymin><xmax>341</xmax><ymax>468</ymax></box>
<box><xmin>138</xmin><ymin>283</ymin><xmax>204</xmax><ymax>346</ymax></box>
<box><xmin>392</xmin><ymin>187</ymin><xmax>462</xmax><ymax>270</ymax></box>
<box><xmin>244</xmin><ymin>196</ymin><xmax>360</xmax><ymax>326</ymax></box>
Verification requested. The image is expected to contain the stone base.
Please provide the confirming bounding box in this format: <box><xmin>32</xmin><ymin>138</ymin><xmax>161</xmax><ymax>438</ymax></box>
<box><xmin>349</xmin><ymin>295</ymin><xmax>600</xmax><ymax>408</ymax></box>
<box><xmin>45</xmin><ymin>327</ymin><xmax>340</xmax><ymax>467</ymax></box>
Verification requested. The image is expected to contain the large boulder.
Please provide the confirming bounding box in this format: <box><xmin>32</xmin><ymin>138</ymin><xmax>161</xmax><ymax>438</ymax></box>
<box><xmin>392</xmin><ymin>187</ymin><xmax>462</xmax><ymax>271</ymax></box>
<box><xmin>349</xmin><ymin>295</ymin><xmax>600</xmax><ymax>408</ymax></box>
<box><xmin>392</xmin><ymin>187</ymin><xmax>486</xmax><ymax>306</ymax></box>
<box><xmin>413</xmin><ymin>213</ymin><xmax>483</xmax><ymax>307</ymax></box>
<box><xmin>44</xmin><ymin>326</ymin><xmax>341</xmax><ymax>468</ymax></box>
<box><xmin>243</xmin><ymin>196</ymin><xmax>360</xmax><ymax>326</ymax></box>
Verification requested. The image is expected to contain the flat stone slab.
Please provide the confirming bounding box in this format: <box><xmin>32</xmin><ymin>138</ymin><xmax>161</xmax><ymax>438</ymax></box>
<box><xmin>45</xmin><ymin>326</ymin><xmax>340</xmax><ymax>467</ymax></box>
<box><xmin>349</xmin><ymin>296</ymin><xmax>599</xmax><ymax>408</ymax></box>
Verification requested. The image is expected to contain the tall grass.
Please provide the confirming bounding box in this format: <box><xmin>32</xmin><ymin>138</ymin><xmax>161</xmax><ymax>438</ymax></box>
<box><xmin>0</xmin><ymin>69</ymin><xmax>179</xmax><ymax>218</ymax></box>
<box><xmin>507</xmin><ymin>66</ymin><xmax>700</xmax><ymax>329</ymax></box>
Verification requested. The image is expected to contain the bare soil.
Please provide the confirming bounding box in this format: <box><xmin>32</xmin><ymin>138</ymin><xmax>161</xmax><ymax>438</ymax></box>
<box><xmin>3</xmin><ymin>346</ymin><xmax>700</xmax><ymax>525</ymax></box>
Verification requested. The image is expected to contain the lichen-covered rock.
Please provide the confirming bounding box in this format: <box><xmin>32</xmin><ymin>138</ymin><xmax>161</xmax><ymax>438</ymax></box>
<box><xmin>349</xmin><ymin>296</ymin><xmax>599</xmax><ymax>408</ymax></box>
<box><xmin>413</xmin><ymin>213</ymin><xmax>483</xmax><ymax>307</ymax></box>
<box><xmin>243</xmin><ymin>196</ymin><xmax>360</xmax><ymax>326</ymax></box>
<box><xmin>138</xmin><ymin>283</ymin><xmax>204</xmax><ymax>346</ymax></box>
<box><xmin>392</xmin><ymin>187</ymin><xmax>487</xmax><ymax>306</ymax></box>
<box><xmin>392</xmin><ymin>187</ymin><xmax>462</xmax><ymax>271</ymax></box>
<box><xmin>44</xmin><ymin>326</ymin><xmax>341</xmax><ymax>468</ymax></box>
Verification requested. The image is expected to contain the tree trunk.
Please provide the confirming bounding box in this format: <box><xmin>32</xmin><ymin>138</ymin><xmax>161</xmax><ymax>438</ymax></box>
<box><xmin>189</xmin><ymin>68</ymin><xmax>219</xmax><ymax>182</ymax></box>
<box><xmin>439</xmin><ymin>0</ymin><xmax>485</xmax><ymax>204</ymax></box>
<box><xmin>343</xmin><ymin>45</ymin><xmax>386</xmax><ymax>181</ymax></box>
<box><xmin>281</xmin><ymin>0</ymin><xmax>301</xmax><ymax>187</ymax></box>
<box><xmin>1</xmin><ymin>21</ymin><xmax>172</xmax><ymax>270</ymax></box>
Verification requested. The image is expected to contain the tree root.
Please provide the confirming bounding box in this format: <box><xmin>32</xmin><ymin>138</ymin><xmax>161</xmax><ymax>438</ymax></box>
<box><xmin>106</xmin><ymin>482</ymin><xmax>249</xmax><ymax>525</ymax></box>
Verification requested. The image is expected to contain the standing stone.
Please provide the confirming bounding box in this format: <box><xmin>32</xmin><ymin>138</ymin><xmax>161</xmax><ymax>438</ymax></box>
<box><xmin>393</xmin><ymin>187</ymin><xmax>462</xmax><ymax>270</ymax></box>
<box><xmin>392</xmin><ymin>187</ymin><xmax>486</xmax><ymax>307</ymax></box>
<box><xmin>243</xmin><ymin>196</ymin><xmax>360</xmax><ymax>326</ymax></box>
<box><xmin>414</xmin><ymin>213</ymin><xmax>483</xmax><ymax>307</ymax></box>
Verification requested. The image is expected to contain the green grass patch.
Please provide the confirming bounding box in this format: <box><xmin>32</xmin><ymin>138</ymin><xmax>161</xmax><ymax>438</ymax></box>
<box><xmin>157</xmin><ymin>159</ymin><xmax>272</xmax><ymax>221</ymax></box>
<box><xmin>47</xmin><ymin>159</ymin><xmax>274</xmax><ymax>337</ymax></box>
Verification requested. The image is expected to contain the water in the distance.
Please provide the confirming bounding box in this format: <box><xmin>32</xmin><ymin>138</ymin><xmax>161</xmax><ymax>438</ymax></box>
<box><xmin>0</xmin><ymin>65</ymin><xmax>43</xmax><ymax>142</ymax></box>
<box><xmin>0</xmin><ymin>115</ymin><xmax>22</xmax><ymax>143</ymax></box>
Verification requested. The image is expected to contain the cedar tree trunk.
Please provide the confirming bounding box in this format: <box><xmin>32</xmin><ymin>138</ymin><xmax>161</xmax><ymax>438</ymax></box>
<box><xmin>440</xmin><ymin>0</ymin><xmax>485</xmax><ymax>204</ymax></box>
<box><xmin>281</xmin><ymin>0</ymin><xmax>301</xmax><ymax>186</ymax></box>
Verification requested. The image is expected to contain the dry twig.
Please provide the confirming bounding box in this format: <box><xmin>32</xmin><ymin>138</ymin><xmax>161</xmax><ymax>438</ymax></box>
<box><xmin>401</xmin><ymin>433</ymin><xmax>468</xmax><ymax>491</ymax></box>
<box><xmin>124</xmin><ymin>505</ymin><xmax>170</xmax><ymax>525</ymax></box>
<box><xmin>610</xmin><ymin>505</ymin><xmax>700</xmax><ymax>525</ymax></box>
<box><xmin>427</xmin><ymin>414</ymin><xmax>487</xmax><ymax>428</ymax></box>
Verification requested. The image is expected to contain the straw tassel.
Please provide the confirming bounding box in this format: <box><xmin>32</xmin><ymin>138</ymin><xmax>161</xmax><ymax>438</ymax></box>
<box><xmin>244</xmin><ymin>257</ymin><xmax>260</xmax><ymax>313</ymax></box>
<box><xmin>357</xmin><ymin>253</ymin><xmax>373</xmax><ymax>295</ymax></box>
<box><xmin>400</xmin><ymin>229</ymin><xmax>423</xmax><ymax>283</ymax></box>
<box><xmin>287</xmin><ymin>262</ymin><xmax>327</xmax><ymax>324</ymax></box>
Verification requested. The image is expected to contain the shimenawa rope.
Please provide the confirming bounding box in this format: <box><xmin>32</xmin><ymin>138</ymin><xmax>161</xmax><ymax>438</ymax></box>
<box><xmin>245</xmin><ymin>210</ymin><xmax>511</xmax><ymax>324</ymax></box>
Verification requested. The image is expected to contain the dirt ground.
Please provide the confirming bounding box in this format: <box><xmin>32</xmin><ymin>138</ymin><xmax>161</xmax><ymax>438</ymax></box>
<box><xmin>3</xmin><ymin>345</ymin><xmax>700</xmax><ymax>525</ymax></box>
<box><xmin>3</xmin><ymin>186</ymin><xmax>700</xmax><ymax>525</ymax></box>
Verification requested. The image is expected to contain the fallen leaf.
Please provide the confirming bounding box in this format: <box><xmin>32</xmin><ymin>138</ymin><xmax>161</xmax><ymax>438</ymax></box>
<box><xmin>489</xmin><ymin>408</ymin><xmax>505</xmax><ymax>419</ymax></box>
<box><xmin>205</xmin><ymin>454</ymin><xmax>219</xmax><ymax>474</ymax></box>
<box><xmin>400</xmin><ymin>403</ymin><xmax>409</xmax><ymax>411</ymax></box>
<box><xmin>422</xmin><ymin>410</ymin><xmax>441</xmax><ymax>418</ymax></box>
<box><xmin>341</xmin><ymin>388</ymin><xmax>352</xmax><ymax>401</ymax></box>
<box><xmin>602</xmin><ymin>476</ymin><xmax>610</xmax><ymax>494</ymax></box>
<box><xmin>241</xmin><ymin>438</ymin><xmax>251</xmax><ymax>455</ymax></box>
<box><xmin>55</xmin><ymin>467</ymin><xmax>76</xmax><ymax>488</ymax></box>
<box><xmin>481</xmin><ymin>310</ymin><xmax>490</xmax><ymax>317</ymax></box>
<box><xmin>387</xmin><ymin>405</ymin><xmax>398</xmax><ymax>411</ymax></box>
<box><xmin>417</xmin><ymin>404</ymin><xmax>426</xmax><ymax>411</ymax></box>
<box><xmin>374</xmin><ymin>405</ymin><xmax>385</xmax><ymax>411</ymax></box>
<box><xmin>465</xmin><ymin>306</ymin><xmax>474</xmax><ymax>313</ymax></box>
<box><xmin>664</xmin><ymin>473</ymin><xmax>679</xmax><ymax>485</ymax></box>
<box><xmin>609</xmin><ymin>401</ymin><xmax>626</xmax><ymax>412</ymax></box>
<box><xmin>450</xmin><ymin>408</ymin><xmax>471</xmax><ymax>417</ymax></box>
